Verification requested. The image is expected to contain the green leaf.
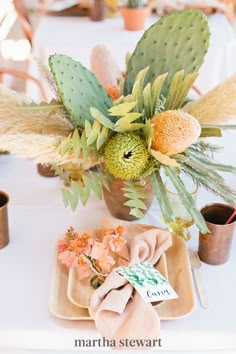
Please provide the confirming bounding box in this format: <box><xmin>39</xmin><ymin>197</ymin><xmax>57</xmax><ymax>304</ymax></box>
<box><xmin>17</xmin><ymin>99</ymin><xmax>64</xmax><ymax>111</ymax></box>
<box><xmin>114</xmin><ymin>123</ymin><xmax>145</xmax><ymax>133</ymax></box>
<box><xmin>143</xmin><ymin>83</ymin><xmax>152</xmax><ymax>119</ymax></box>
<box><xmin>78</xmin><ymin>185</ymin><xmax>90</xmax><ymax>206</ymax></box>
<box><xmin>150</xmin><ymin>171</ymin><xmax>174</xmax><ymax>223</ymax></box>
<box><xmin>174</xmin><ymin>72</ymin><xmax>198</xmax><ymax>108</ymax></box>
<box><xmin>187</xmin><ymin>148</ymin><xmax>236</xmax><ymax>174</ymax></box>
<box><xmin>87</xmin><ymin>120</ymin><xmax>101</xmax><ymax>146</ymax></box>
<box><xmin>72</xmin><ymin>129</ymin><xmax>81</xmax><ymax>158</ymax></box>
<box><xmin>124</xmin><ymin>199</ymin><xmax>147</xmax><ymax>210</ymax></box>
<box><xmin>132</xmin><ymin>67</ymin><xmax>149</xmax><ymax>112</ymax></box>
<box><xmin>200</xmin><ymin>127</ymin><xmax>222</xmax><ymax>137</ymax></box>
<box><xmin>165</xmin><ymin>70</ymin><xmax>184</xmax><ymax>109</ymax></box>
<box><xmin>129</xmin><ymin>208</ymin><xmax>145</xmax><ymax>219</ymax></box>
<box><xmin>96</xmin><ymin>126</ymin><xmax>109</xmax><ymax>150</ymax></box>
<box><xmin>80</xmin><ymin>130</ymin><xmax>90</xmax><ymax>160</ymax></box>
<box><xmin>132</xmin><ymin>66</ymin><xmax>149</xmax><ymax>97</ymax></box>
<box><xmin>90</xmin><ymin>107</ymin><xmax>115</xmax><ymax>130</ymax></box>
<box><xmin>151</xmin><ymin>73</ymin><xmax>168</xmax><ymax>116</ymax></box>
<box><xmin>201</xmin><ymin>124</ymin><xmax>236</xmax><ymax>130</ymax></box>
<box><xmin>70</xmin><ymin>180</ymin><xmax>80</xmax><ymax>210</ymax></box>
<box><xmin>143</xmin><ymin>119</ymin><xmax>154</xmax><ymax>150</ymax></box>
<box><xmin>85</xmin><ymin>120</ymin><xmax>92</xmax><ymax>138</ymax></box>
<box><xmin>115</xmin><ymin>112</ymin><xmax>142</xmax><ymax>126</ymax></box>
<box><xmin>108</xmin><ymin>101</ymin><xmax>137</xmax><ymax>116</ymax></box>
<box><xmin>61</xmin><ymin>187</ymin><xmax>71</xmax><ymax>208</ymax></box>
<box><xmin>164</xmin><ymin>166</ymin><xmax>209</xmax><ymax>234</ymax></box>
<box><xmin>58</xmin><ymin>135</ymin><xmax>72</xmax><ymax>156</ymax></box>
<box><xmin>150</xmin><ymin>149</ymin><xmax>179</xmax><ymax>167</ymax></box>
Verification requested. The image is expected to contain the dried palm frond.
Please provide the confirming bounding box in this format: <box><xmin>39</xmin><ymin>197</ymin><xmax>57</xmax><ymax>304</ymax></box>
<box><xmin>0</xmin><ymin>85</ymin><xmax>73</xmax><ymax>136</ymax></box>
<box><xmin>183</xmin><ymin>74</ymin><xmax>236</xmax><ymax>124</ymax></box>
<box><xmin>0</xmin><ymin>134</ymin><xmax>98</xmax><ymax>170</ymax></box>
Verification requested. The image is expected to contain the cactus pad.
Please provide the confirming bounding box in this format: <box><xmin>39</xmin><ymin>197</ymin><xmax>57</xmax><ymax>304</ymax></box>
<box><xmin>49</xmin><ymin>54</ymin><xmax>113</xmax><ymax>127</ymax></box>
<box><xmin>124</xmin><ymin>10</ymin><xmax>210</xmax><ymax>96</ymax></box>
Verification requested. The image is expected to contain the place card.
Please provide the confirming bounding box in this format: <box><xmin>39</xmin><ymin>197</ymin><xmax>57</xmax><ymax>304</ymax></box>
<box><xmin>116</xmin><ymin>262</ymin><xmax>178</xmax><ymax>303</ymax></box>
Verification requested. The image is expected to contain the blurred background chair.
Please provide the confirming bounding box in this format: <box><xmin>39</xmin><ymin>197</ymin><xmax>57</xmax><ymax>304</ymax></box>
<box><xmin>13</xmin><ymin>0</ymin><xmax>34</xmax><ymax>47</ymax></box>
<box><xmin>0</xmin><ymin>67</ymin><xmax>47</xmax><ymax>100</ymax></box>
<box><xmin>0</xmin><ymin>0</ymin><xmax>47</xmax><ymax>100</ymax></box>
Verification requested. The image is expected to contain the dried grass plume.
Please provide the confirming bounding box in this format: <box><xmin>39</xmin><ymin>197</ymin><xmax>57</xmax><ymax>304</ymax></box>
<box><xmin>184</xmin><ymin>75</ymin><xmax>236</xmax><ymax>124</ymax></box>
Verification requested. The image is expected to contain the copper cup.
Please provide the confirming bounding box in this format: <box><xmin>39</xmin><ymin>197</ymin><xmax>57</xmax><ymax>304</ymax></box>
<box><xmin>198</xmin><ymin>203</ymin><xmax>236</xmax><ymax>265</ymax></box>
<box><xmin>0</xmin><ymin>191</ymin><xmax>10</xmax><ymax>249</ymax></box>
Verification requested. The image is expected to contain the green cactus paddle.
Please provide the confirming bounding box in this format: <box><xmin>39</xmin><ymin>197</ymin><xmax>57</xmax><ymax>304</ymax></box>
<box><xmin>124</xmin><ymin>10</ymin><xmax>210</xmax><ymax>97</ymax></box>
<box><xmin>49</xmin><ymin>54</ymin><xmax>113</xmax><ymax>127</ymax></box>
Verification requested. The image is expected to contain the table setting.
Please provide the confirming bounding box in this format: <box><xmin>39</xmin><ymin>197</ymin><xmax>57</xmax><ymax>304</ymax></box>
<box><xmin>0</xmin><ymin>7</ymin><xmax>236</xmax><ymax>353</ymax></box>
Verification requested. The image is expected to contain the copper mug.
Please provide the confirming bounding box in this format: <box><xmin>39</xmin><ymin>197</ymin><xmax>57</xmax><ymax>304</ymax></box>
<box><xmin>0</xmin><ymin>191</ymin><xmax>10</xmax><ymax>249</ymax></box>
<box><xmin>198</xmin><ymin>203</ymin><xmax>236</xmax><ymax>265</ymax></box>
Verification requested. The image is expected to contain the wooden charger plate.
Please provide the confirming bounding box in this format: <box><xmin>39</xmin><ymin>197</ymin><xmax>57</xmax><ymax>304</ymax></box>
<box><xmin>49</xmin><ymin>231</ymin><xmax>195</xmax><ymax>320</ymax></box>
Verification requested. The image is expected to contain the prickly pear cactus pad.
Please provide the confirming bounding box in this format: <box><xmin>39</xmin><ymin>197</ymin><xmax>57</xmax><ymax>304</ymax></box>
<box><xmin>49</xmin><ymin>54</ymin><xmax>113</xmax><ymax>127</ymax></box>
<box><xmin>124</xmin><ymin>9</ymin><xmax>210</xmax><ymax>96</ymax></box>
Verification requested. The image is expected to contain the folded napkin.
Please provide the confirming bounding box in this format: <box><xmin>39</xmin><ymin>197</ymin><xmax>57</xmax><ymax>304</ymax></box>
<box><xmin>89</xmin><ymin>219</ymin><xmax>172</xmax><ymax>348</ymax></box>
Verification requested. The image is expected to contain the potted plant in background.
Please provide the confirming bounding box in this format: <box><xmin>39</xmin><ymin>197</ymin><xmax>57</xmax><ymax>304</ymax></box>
<box><xmin>119</xmin><ymin>0</ymin><xmax>150</xmax><ymax>31</ymax></box>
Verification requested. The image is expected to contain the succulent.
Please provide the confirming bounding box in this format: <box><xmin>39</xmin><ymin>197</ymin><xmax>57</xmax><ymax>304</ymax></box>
<box><xmin>151</xmin><ymin>110</ymin><xmax>201</xmax><ymax>155</ymax></box>
<box><xmin>104</xmin><ymin>133</ymin><xmax>149</xmax><ymax>180</ymax></box>
<box><xmin>124</xmin><ymin>10</ymin><xmax>210</xmax><ymax>96</ymax></box>
<box><xmin>49</xmin><ymin>54</ymin><xmax>113</xmax><ymax>128</ymax></box>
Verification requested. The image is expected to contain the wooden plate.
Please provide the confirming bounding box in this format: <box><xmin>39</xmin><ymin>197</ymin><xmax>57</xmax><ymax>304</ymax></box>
<box><xmin>49</xmin><ymin>232</ymin><xmax>195</xmax><ymax>320</ymax></box>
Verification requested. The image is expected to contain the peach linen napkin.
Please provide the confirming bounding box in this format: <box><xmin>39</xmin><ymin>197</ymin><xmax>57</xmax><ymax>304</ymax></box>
<box><xmin>89</xmin><ymin>219</ymin><xmax>172</xmax><ymax>346</ymax></box>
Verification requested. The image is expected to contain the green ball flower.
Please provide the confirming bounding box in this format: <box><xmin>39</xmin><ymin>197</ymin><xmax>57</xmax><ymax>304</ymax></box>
<box><xmin>104</xmin><ymin>133</ymin><xmax>149</xmax><ymax>180</ymax></box>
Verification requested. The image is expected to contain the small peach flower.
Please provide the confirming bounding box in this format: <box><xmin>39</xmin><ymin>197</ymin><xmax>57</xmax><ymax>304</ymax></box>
<box><xmin>90</xmin><ymin>242</ymin><xmax>107</xmax><ymax>260</ymax></box>
<box><xmin>77</xmin><ymin>257</ymin><xmax>93</xmax><ymax>280</ymax></box>
<box><xmin>115</xmin><ymin>225</ymin><xmax>124</xmax><ymax>235</ymax></box>
<box><xmin>58</xmin><ymin>251</ymin><xmax>77</xmax><ymax>269</ymax></box>
<box><xmin>103</xmin><ymin>234</ymin><xmax>126</xmax><ymax>252</ymax></box>
<box><xmin>58</xmin><ymin>239</ymin><xmax>68</xmax><ymax>253</ymax></box>
<box><xmin>95</xmin><ymin>255</ymin><xmax>115</xmax><ymax>274</ymax></box>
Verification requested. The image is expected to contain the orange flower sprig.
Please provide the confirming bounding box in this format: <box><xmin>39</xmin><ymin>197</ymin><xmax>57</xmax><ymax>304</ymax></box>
<box><xmin>58</xmin><ymin>225</ymin><xmax>126</xmax><ymax>288</ymax></box>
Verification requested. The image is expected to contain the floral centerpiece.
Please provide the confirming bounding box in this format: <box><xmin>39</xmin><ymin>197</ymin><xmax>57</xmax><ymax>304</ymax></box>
<box><xmin>0</xmin><ymin>9</ymin><xmax>236</xmax><ymax>235</ymax></box>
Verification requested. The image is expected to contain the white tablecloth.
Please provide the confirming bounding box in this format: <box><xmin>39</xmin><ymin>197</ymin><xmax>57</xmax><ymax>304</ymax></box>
<box><xmin>0</xmin><ymin>131</ymin><xmax>236</xmax><ymax>353</ymax></box>
<box><xmin>26</xmin><ymin>13</ymin><xmax>236</xmax><ymax>101</ymax></box>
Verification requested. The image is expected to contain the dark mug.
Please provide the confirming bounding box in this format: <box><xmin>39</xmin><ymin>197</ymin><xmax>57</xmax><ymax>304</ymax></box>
<box><xmin>198</xmin><ymin>203</ymin><xmax>236</xmax><ymax>265</ymax></box>
<box><xmin>0</xmin><ymin>191</ymin><xmax>10</xmax><ymax>249</ymax></box>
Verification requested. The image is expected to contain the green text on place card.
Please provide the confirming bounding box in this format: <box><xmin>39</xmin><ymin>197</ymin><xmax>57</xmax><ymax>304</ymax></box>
<box><xmin>116</xmin><ymin>262</ymin><xmax>178</xmax><ymax>303</ymax></box>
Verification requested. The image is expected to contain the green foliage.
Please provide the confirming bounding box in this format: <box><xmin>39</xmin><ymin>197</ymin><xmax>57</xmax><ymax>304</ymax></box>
<box><xmin>57</xmin><ymin>129</ymin><xmax>99</xmax><ymax>161</ymax></box>
<box><xmin>61</xmin><ymin>170</ymin><xmax>107</xmax><ymax>211</ymax></box>
<box><xmin>16</xmin><ymin>99</ymin><xmax>64</xmax><ymax>112</ymax></box>
<box><xmin>200</xmin><ymin>127</ymin><xmax>222</xmax><ymax>138</ymax></box>
<box><xmin>165</xmin><ymin>71</ymin><xmax>198</xmax><ymax>110</ymax></box>
<box><xmin>122</xmin><ymin>180</ymin><xmax>148</xmax><ymax>219</ymax></box>
<box><xmin>85</xmin><ymin>119</ymin><xmax>109</xmax><ymax>150</ymax></box>
<box><xmin>163</xmin><ymin>166</ymin><xmax>209</xmax><ymax>234</ymax></box>
<box><xmin>124</xmin><ymin>10</ymin><xmax>210</xmax><ymax>96</ymax></box>
<box><xmin>49</xmin><ymin>54</ymin><xmax>112</xmax><ymax>127</ymax></box>
<box><xmin>150</xmin><ymin>171</ymin><xmax>174</xmax><ymax>223</ymax></box>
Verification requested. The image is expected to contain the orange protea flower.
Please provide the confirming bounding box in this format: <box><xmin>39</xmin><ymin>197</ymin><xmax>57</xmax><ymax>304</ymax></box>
<box><xmin>105</xmin><ymin>86</ymin><xmax>120</xmax><ymax>101</ymax></box>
